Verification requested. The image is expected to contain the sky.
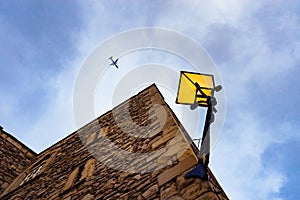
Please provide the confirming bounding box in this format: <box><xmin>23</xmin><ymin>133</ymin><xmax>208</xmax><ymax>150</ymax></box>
<box><xmin>0</xmin><ymin>1</ymin><xmax>299</xmax><ymax>199</ymax></box>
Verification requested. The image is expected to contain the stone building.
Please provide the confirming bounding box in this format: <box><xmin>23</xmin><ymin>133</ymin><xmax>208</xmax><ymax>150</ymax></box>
<box><xmin>0</xmin><ymin>84</ymin><xmax>228</xmax><ymax>199</ymax></box>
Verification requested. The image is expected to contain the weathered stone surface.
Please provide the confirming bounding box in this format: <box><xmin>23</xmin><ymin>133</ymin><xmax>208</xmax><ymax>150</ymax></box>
<box><xmin>0</xmin><ymin>84</ymin><xmax>228</xmax><ymax>200</ymax></box>
<box><xmin>158</xmin><ymin>155</ymin><xmax>198</xmax><ymax>186</ymax></box>
<box><xmin>142</xmin><ymin>184</ymin><xmax>158</xmax><ymax>199</ymax></box>
<box><xmin>82</xmin><ymin>194</ymin><xmax>94</xmax><ymax>200</ymax></box>
<box><xmin>80</xmin><ymin>159</ymin><xmax>96</xmax><ymax>181</ymax></box>
<box><xmin>160</xmin><ymin>183</ymin><xmax>179</xmax><ymax>199</ymax></box>
<box><xmin>63</xmin><ymin>167</ymin><xmax>79</xmax><ymax>191</ymax></box>
<box><xmin>0</xmin><ymin>129</ymin><xmax>36</xmax><ymax>195</ymax></box>
<box><xmin>166</xmin><ymin>195</ymin><xmax>185</xmax><ymax>200</ymax></box>
<box><xmin>86</xmin><ymin>132</ymin><xmax>97</xmax><ymax>145</ymax></box>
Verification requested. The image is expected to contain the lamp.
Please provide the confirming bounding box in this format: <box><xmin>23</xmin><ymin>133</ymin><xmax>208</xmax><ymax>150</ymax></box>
<box><xmin>176</xmin><ymin>71</ymin><xmax>222</xmax><ymax>180</ymax></box>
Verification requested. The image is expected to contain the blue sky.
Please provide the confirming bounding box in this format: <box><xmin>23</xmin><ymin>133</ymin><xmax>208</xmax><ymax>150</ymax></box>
<box><xmin>0</xmin><ymin>1</ymin><xmax>299</xmax><ymax>199</ymax></box>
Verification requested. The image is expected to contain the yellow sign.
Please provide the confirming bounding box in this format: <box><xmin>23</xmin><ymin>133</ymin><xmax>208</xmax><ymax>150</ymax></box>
<box><xmin>176</xmin><ymin>71</ymin><xmax>215</xmax><ymax>107</ymax></box>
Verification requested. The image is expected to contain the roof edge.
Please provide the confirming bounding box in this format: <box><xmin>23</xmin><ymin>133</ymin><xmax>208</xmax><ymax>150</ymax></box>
<box><xmin>0</xmin><ymin>127</ymin><xmax>37</xmax><ymax>158</ymax></box>
<box><xmin>162</xmin><ymin>95</ymin><xmax>229</xmax><ymax>198</ymax></box>
<box><xmin>37</xmin><ymin>83</ymin><xmax>161</xmax><ymax>155</ymax></box>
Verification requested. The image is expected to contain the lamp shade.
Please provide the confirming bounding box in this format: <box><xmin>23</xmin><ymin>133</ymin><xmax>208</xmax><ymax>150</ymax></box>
<box><xmin>176</xmin><ymin>71</ymin><xmax>215</xmax><ymax>107</ymax></box>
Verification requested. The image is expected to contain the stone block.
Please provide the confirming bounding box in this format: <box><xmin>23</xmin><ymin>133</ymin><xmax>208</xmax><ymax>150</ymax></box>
<box><xmin>82</xmin><ymin>194</ymin><xmax>94</xmax><ymax>200</ymax></box>
<box><xmin>142</xmin><ymin>184</ymin><xmax>158</xmax><ymax>199</ymax></box>
<box><xmin>152</xmin><ymin>132</ymin><xmax>175</xmax><ymax>149</ymax></box>
<box><xmin>86</xmin><ymin>133</ymin><xmax>97</xmax><ymax>145</ymax></box>
<box><xmin>63</xmin><ymin>167</ymin><xmax>79</xmax><ymax>191</ymax></box>
<box><xmin>158</xmin><ymin>155</ymin><xmax>198</xmax><ymax>186</ymax></box>
<box><xmin>160</xmin><ymin>183</ymin><xmax>179</xmax><ymax>199</ymax></box>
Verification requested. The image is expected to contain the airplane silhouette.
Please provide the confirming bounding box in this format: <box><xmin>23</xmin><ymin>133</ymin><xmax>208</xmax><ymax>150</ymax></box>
<box><xmin>108</xmin><ymin>56</ymin><xmax>119</xmax><ymax>69</ymax></box>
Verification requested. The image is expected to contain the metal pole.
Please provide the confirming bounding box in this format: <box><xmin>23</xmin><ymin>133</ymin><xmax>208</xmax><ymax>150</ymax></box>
<box><xmin>199</xmin><ymin>97</ymin><xmax>213</xmax><ymax>177</ymax></box>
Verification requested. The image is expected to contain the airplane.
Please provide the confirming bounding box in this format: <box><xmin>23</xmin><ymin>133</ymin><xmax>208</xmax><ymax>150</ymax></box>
<box><xmin>108</xmin><ymin>56</ymin><xmax>119</xmax><ymax>69</ymax></box>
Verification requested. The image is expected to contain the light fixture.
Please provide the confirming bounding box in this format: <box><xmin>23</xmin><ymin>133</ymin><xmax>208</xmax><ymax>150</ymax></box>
<box><xmin>176</xmin><ymin>71</ymin><xmax>222</xmax><ymax>180</ymax></box>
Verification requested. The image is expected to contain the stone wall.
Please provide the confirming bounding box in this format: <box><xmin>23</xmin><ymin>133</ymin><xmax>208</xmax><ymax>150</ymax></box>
<box><xmin>0</xmin><ymin>84</ymin><xmax>228</xmax><ymax>199</ymax></box>
<box><xmin>0</xmin><ymin>128</ymin><xmax>37</xmax><ymax>195</ymax></box>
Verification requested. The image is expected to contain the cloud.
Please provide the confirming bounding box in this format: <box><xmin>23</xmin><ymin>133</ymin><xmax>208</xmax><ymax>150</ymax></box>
<box><xmin>211</xmin><ymin>112</ymin><xmax>287</xmax><ymax>199</ymax></box>
<box><xmin>0</xmin><ymin>2</ymin><xmax>83</xmax><ymax>146</ymax></box>
<box><xmin>22</xmin><ymin>59</ymin><xmax>79</xmax><ymax>152</ymax></box>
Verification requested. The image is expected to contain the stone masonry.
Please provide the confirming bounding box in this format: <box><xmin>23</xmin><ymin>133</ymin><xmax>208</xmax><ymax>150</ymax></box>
<box><xmin>0</xmin><ymin>84</ymin><xmax>228</xmax><ymax>199</ymax></box>
<box><xmin>0</xmin><ymin>128</ymin><xmax>37</xmax><ymax>195</ymax></box>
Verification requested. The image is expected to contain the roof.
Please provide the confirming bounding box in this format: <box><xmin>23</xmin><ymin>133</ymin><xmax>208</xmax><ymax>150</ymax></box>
<box><xmin>0</xmin><ymin>84</ymin><xmax>228</xmax><ymax>199</ymax></box>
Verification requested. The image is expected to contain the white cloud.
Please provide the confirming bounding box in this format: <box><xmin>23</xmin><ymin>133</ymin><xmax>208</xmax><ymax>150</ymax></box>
<box><xmin>22</xmin><ymin>56</ymin><xmax>82</xmax><ymax>152</ymax></box>
<box><xmin>211</xmin><ymin>112</ymin><xmax>287</xmax><ymax>199</ymax></box>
